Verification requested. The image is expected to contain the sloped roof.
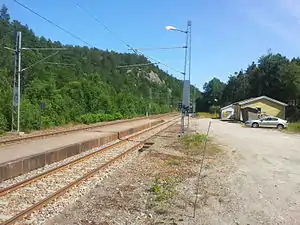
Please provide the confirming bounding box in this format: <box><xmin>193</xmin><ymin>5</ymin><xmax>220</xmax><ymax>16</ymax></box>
<box><xmin>220</xmin><ymin>104</ymin><xmax>233</xmax><ymax>110</ymax></box>
<box><xmin>234</xmin><ymin>95</ymin><xmax>288</xmax><ymax>106</ymax></box>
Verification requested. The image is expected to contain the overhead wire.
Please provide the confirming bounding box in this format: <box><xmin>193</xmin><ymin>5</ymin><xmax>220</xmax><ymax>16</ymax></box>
<box><xmin>76</xmin><ymin>3</ymin><xmax>137</xmax><ymax>54</ymax></box>
<box><xmin>76</xmin><ymin>3</ymin><xmax>184</xmax><ymax>75</ymax></box>
<box><xmin>21</xmin><ymin>51</ymin><xmax>60</xmax><ymax>72</ymax></box>
<box><xmin>117</xmin><ymin>62</ymin><xmax>159</xmax><ymax>68</ymax></box>
<box><xmin>12</xmin><ymin>0</ymin><xmax>93</xmax><ymax>48</ymax></box>
<box><xmin>132</xmin><ymin>46</ymin><xmax>186</xmax><ymax>51</ymax></box>
<box><xmin>13</xmin><ymin>0</ymin><xmax>184</xmax><ymax>75</ymax></box>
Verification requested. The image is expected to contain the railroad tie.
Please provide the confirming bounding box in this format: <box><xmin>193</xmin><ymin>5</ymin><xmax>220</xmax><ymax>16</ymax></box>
<box><xmin>138</xmin><ymin>142</ymin><xmax>154</xmax><ymax>152</ymax></box>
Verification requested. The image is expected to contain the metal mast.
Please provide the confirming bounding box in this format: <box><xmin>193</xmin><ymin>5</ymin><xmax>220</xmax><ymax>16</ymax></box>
<box><xmin>7</xmin><ymin>31</ymin><xmax>66</xmax><ymax>133</ymax></box>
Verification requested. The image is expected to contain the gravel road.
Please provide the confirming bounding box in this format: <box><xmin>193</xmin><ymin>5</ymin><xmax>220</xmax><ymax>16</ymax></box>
<box><xmin>196</xmin><ymin>119</ymin><xmax>300</xmax><ymax>224</ymax></box>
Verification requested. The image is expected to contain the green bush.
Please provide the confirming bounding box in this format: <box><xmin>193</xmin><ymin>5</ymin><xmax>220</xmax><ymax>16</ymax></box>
<box><xmin>0</xmin><ymin>113</ymin><xmax>7</xmax><ymax>134</ymax></box>
<box><xmin>77</xmin><ymin>112</ymin><xmax>125</xmax><ymax>125</ymax></box>
<box><xmin>114</xmin><ymin>112</ymin><xmax>123</xmax><ymax>120</ymax></box>
<box><xmin>41</xmin><ymin>116</ymin><xmax>55</xmax><ymax>129</ymax></box>
<box><xmin>20</xmin><ymin>99</ymin><xmax>40</xmax><ymax>132</ymax></box>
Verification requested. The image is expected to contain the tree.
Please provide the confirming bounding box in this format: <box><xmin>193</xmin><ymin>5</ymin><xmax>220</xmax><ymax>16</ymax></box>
<box><xmin>196</xmin><ymin>51</ymin><xmax>300</xmax><ymax>121</ymax></box>
<box><xmin>0</xmin><ymin>5</ymin><xmax>201</xmax><ymax>132</ymax></box>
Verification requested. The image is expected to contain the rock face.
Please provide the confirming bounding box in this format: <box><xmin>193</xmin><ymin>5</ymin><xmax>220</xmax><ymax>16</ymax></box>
<box><xmin>145</xmin><ymin>71</ymin><xmax>163</xmax><ymax>84</ymax></box>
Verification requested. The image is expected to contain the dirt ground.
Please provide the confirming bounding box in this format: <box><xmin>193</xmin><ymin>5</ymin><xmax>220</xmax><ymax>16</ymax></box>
<box><xmin>195</xmin><ymin>118</ymin><xmax>300</xmax><ymax>224</ymax></box>
<box><xmin>47</xmin><ymin>118</ymin><xmax>300</xmax><ymax>225</ymax></box>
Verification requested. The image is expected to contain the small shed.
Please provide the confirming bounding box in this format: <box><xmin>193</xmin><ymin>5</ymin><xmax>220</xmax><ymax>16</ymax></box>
<box><xmin>241</xmin><ymin>107</ymin><xmax>259</xmax><ymax>122</ymax></box>
<box><xmin>220</xmin><ymin>104</ymin><xmax>234</xmax><ymax>120</ymax></box>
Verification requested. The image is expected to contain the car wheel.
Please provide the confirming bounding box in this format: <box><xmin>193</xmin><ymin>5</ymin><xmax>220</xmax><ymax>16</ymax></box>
<box><xmin>252</xmin><ymin>122</ymin><xmax>259</xmax><ymax>128</ymax></box>
<box><xmin>277</xmin><ymin>124</ymin><xmax>284</xmax><ymax>129</ymax></box>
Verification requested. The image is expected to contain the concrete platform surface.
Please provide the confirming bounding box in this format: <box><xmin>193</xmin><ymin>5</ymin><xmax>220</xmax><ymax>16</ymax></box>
<box><xmin>0</xmin><ymin>118</ymin><xmax>158</xmax><ymax>164</ymax></box>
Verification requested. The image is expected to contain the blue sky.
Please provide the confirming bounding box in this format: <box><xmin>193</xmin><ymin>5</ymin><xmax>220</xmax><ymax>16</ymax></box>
<box><xmin>3</xmin><ymin>0</ymin><xmax>300</xmax><ymax>90</ymax></box>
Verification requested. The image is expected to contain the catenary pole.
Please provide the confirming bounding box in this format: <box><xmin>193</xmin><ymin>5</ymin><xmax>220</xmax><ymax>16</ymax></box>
<box><xmin>8</xmin><ymin>31</ymin><xmax>66</xmax><ymax>133</ymax></box>
<box><xmin>187</xmin><ymin>21</ymin><xmax>192</xmax><ymax>130</ymax></box>
<box><xmin>16</xmin><ymin>31</ymin><xmax>21</xmax><ymax>132</ymax></box>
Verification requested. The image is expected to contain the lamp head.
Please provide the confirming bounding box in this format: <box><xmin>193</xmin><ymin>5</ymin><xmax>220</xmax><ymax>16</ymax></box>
<box><xmin>165</xmin><ymin>25</ymin><xmax>177</xmax><ymax>31</ymax></box>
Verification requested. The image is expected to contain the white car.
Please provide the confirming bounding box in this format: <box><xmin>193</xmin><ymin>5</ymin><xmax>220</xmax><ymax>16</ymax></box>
<box><xmin>245</xmin><ymin>116</ymin><xmax>288</xmax><ymax>129</ymax></box>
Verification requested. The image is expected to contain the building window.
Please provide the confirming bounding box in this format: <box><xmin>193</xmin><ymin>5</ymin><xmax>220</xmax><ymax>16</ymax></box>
<box><xmin>257</xmin><ymin>107</ymin><xmax>261</xmax><ymax>113</ymax></box>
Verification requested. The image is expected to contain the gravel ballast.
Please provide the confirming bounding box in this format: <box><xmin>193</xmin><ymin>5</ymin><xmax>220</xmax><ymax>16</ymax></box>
<box><xmin>0</xmin><ymin>119</ymin><xmax>177</xmax><ymax>224</ymax></box>
<box><xmin>46</xmin><ymin>118</ymin><xmax>300</xmax><ymax>225</ymax></box>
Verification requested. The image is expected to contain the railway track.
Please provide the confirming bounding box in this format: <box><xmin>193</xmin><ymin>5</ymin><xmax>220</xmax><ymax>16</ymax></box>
<box><xmin>0</xmin><ymin>116</ymin><xmax>179</xmax><ymax>224</ymax></box>
<box><xmin>0</xmin><ymin>113</ymin><xmax>174</xmax><ymax>146</ymax></box>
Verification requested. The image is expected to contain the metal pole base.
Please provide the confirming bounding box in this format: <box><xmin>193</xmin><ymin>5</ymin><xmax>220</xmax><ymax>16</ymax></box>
<box><xmin>179</xmin><ymin>111</ymin><xmax>185</xmax><ymax>137</ymax></box>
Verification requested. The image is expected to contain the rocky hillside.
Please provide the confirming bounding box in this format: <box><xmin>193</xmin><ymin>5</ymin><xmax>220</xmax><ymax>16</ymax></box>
<box><xmin>0</xmin><ymin>5</ymin><xmax>199</xmax><ymax>132</ymax></box>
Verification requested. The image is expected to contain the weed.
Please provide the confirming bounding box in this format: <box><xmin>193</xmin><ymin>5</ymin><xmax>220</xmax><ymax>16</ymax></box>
<box><xmin>179</xmin><ymin>134</ymin><xmax>221</xmax><ymax>156</ymax></box>
<box><xmin>166</xmin><ymin>158</ymin><xmax>181</xmax><ymax>166</ymax></box>
<box><xmin>180</xmin><ymin>134</ymin><xmax>207</xmax><ymax>156</ymax></box>
<box><xmin>149</xmin><ymin>176</ymin><xmax>180</xmax><ymax>203</ymax></box>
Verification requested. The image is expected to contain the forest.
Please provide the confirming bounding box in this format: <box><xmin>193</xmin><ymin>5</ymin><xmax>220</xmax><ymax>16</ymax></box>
<box><xmin>197</xmin><ymin>52</ymin><xmax>300</xmax><ymax>121</ymax></box>
<box><xmin>0</xmin><ymin>5</ymin><xmax>200</xmax><ymax>133</ymax></box>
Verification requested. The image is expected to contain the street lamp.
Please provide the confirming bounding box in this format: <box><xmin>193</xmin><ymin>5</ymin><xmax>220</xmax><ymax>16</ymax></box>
<box><xmin>165</xmin><ymin>26</ymin><xmax>187</xmax><ymax>33</ymax></box>
<box><xmin>166</xmin><ymin>21</ymin><xmax>192</xmax><ymax>136</ymax></box>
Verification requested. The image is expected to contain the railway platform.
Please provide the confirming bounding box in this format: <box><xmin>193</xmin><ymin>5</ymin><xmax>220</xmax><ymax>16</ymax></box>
<box><xmin>0</xmin><ymin>117</ymin><xmax>167</xmax><ymax>181</ymax></box>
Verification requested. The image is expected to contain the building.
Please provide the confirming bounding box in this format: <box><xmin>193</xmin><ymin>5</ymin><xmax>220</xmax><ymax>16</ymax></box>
<box><xmin>220</xmin><ymin>104</ymin><xmax>234</xmax><ymax>120</ymax></box>
<box><xmin>221</xmin><ymin>96</ymin><xmax>288</xmax><ymax>122</ymax></box>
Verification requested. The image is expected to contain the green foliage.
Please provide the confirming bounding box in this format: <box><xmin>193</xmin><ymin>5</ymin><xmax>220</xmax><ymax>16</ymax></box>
<box><xmin>77</xmin><ymin>112</ymin><xmax>124</xmax><ymax>124</ymax></box>
<box><xmin>181</xmin><ymin>134</ymin><xmax>207</xmax><ymax>148</ymax></box>
<box><xmin>0</xmin><ymin>5</ymin><xmax>198</xmax><ymax>133</ymax></box>
<box><xmin>20</xmin><ymin>99</ymin><xmax>40</xmax><ymax>131</ymax></box>
<box><xmin>149</xmin><ymin>176</ymin><xmax>180</xmax><ymax>202</ymax></box>
<box><xmin>41</xmin><ymin>116</ymin><xmax>55</xmax><ymax>129</ymax></box>
<box><xmin>196</xmin><ymin>112</ymin><xmax>215</xmax><ymax>118</ymax></box>
<box><xmin>166</xmin><ymin>158</ymin><xmax>181</xmax><ymax>166</ymax></box>
<box><xmin>287</xmin><ymin>122</ymin><xmax>300</xmax><ymax>133</ymax></box>
<box><xmin>181</xmin><ymin>134</ymin><xmax>208</xmax><ymax>156</ymax></box>
<box><xmin>197</xmin><ymin>52</ymin><xmax>300</xmax><ymax>121</ymax></box>
<box><xmin>196</xmin><ymin>78</ymin><xmax>225</xmax><ymax>112</ymax></box>
<box><xmin>0</xmin><ymin>113</ymin><xmax>7</xmax><ymax>134</ymax></box>
<box><xmin>209</xmin><ymin>105</ymin><xmax>220</xmax><ymax>114</ymax></box>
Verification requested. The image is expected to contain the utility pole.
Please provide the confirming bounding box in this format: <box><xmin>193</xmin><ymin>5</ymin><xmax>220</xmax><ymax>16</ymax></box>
<box><xmin>187</xmin><ymin>21</ymin><xmax>192</xmax><ymax>130</ymax></box>
<box><xmin>11</xmin><ymin>32</ymin><xmax>21</xmax><ymax>132</ymax></box>
<box><xmin>148</xmin><ymin>87</ymin><xmax>152</xmax><ymax>116</ymax></box>
<box><xmin>181</xmin><ymin>20</ymin><xmax>192</xmax><ymax>136</ymax></box>
<box><xmin>16</xmin><ymin>32</ymin><xmax>21</xmax><ymax>133</ymax></box>
<box><xmin>193</xmin><ymin>86</ymin><xmax>196</xmax><ymax>116</ymax></box>
<box><xmin>6</xmin><ymin>31</ymin><xmax>67</xmax><ymax>133</ymax></box>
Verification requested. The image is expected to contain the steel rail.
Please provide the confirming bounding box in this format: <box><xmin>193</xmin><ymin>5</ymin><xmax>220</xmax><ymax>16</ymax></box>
<box><xmin>0</xmin><ymin>116</ymin><xmax>179</xmax><ymax>196</ymax></box>
<box><xmin>0</xmin><ymin>113</ymin><xmax>174</xmax><ymax>146</ymax></box>
<box><xmin>2</xmin><ymin>118</ymin><xmax>179</xmax><ymax>225</ymax></box>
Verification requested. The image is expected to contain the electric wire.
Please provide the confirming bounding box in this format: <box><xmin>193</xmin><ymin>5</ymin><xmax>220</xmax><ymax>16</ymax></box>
<box><xmin>132</xmin><ymin>46</ymin><xmax>186</xmax><ymax>51</ymax></box>
<box><xmin>21</xmin><ymin>51</ymin><xmax>60</xmax><ymax>72</ymax></box>
<box><xmin>12</xmin><ymin>0</ymin><xmax>93</xmax><ymax>48</ymax></box>
<box><xmin>13</xmin><ymin>0</ymin><xmax>183</xmax><ymax>75</ymax></box>
<box><xmin>117</xmin><ymin>62</ymin><xmax>158</xmax><ymax>68</ymax></box>
<box><xmin>76</xmin><ymin>3</ymin><xmax>184</xmax><ymax>75</ymax></box>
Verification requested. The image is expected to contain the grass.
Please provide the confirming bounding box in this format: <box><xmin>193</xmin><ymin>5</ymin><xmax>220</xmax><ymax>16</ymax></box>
<box><xmin>196</xmin><ymin>112</ymin><xmax>218</xmax><ymax>119</ymax></box>
<box><xmin>287</xmin><ymin>122</ymin><xmax>300</xmax><ymax>133</ymax></box>
<box><xmin>179</xmin><ymin>133</ymin><xmax>222</xmax><ymax>156</ymax></box>
<box><xmin>149</xmin><ymin>176</ymin><xmax>181</xmax><ymax>203</ymax></box>
<box><xmin>166</xmin><ymin>158</ymin><xmax>182</xmax><ymax>166</ymax></box>
<box><xmin>147</xmin><ymin>132</ymin><xmax>223</xmax><ymax>215</ymax></box>
<box><xmin>180</xmin><ymin>134</ymin><xmax>207</xmax><ymax>156</ymax></box>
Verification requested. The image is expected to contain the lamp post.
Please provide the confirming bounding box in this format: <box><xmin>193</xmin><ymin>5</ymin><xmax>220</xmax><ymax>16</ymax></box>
<box><xmin>166</xmin><ymin>21</ymin><xmax>192</xmax><ymax>136</ymax></box>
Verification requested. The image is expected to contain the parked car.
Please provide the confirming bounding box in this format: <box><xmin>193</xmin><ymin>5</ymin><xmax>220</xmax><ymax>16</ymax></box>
<box><xmin>245</xmin><ymin>116</ymin><xmax>288</xmax><ymax>129</ymax></box>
